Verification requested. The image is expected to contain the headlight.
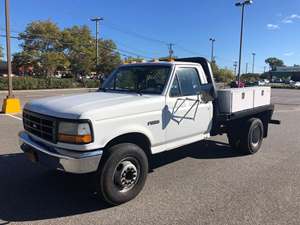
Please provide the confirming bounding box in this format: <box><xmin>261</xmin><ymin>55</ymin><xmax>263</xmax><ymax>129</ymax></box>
<box><xmin>58</xmin><ymin>122</ymin><xmax>93</xmax><ymax>144</ymax></box>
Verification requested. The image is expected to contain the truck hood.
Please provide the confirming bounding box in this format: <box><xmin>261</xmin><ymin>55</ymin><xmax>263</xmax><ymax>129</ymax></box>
<box><xmin>24</xmin><ymin>91</ymin><xmax>164</xmax><ymax>120</ymax></box>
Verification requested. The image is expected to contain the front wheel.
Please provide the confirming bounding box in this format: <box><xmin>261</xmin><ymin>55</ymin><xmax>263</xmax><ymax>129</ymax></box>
<box><xmin>97</xmin><ymin>143</ymin><xmax>148</xmax><ymax>205</ymax></box>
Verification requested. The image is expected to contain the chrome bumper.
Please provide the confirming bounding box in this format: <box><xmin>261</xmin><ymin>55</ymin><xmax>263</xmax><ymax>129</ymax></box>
<box><xmin>19</xmin><ymin>131</ymin><xmax>103</xmax><ymax>174</ymax></box>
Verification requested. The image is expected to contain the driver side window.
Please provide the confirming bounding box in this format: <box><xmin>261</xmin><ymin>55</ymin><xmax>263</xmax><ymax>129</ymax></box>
<box><xmin>170</xmin><ymin>67</ymin><xmax>202</xmax><ymax>97</ymax></box>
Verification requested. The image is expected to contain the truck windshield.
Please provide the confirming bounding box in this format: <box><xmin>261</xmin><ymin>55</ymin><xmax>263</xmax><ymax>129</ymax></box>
<box><xmin>101</xmin><ymin>65</ymin><xmax>171</xmax><ymax>95</ymax></box>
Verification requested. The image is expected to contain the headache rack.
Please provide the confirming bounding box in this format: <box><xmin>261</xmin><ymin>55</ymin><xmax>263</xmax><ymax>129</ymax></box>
<box><xmin>23</xmin><ymin>110</ymin><xmax>57</xmax><ymax>143</ymax></box>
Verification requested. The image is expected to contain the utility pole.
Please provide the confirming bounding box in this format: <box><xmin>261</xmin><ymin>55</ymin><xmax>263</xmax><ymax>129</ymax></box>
<box><xmin>5</xmin><ymin>0</ymin><xmax>12</xmax><ymax>98</ymax></box>
<box><xmin>252</xmin><ymin>52</ymin><xmax>256</xmax><ymax>73</ymax></box>
<box><xmin>234</xmin><ymin>61</ymin><xmax>238</xmax><ymax>76</ymax></box>
<box><xmin>1</xmin><ymin>0</ymin><xmax>21</xmax><ymax>113</ymax></box>
<box><xmin>264</xmin><ymin>66</ymin><xmax>266</xmax><ymax>73</ymax></box>
<box><xmin>245</xmin><ymin>62</ymin><xmax>248</xmax><ymax>74</ymax></box>
<box><xmin>235</xmin><ymin>0</ymin><xmax>253</xmax><ymax>85</ymax></box>
<box><xmin>209</xmin><ymin>38</ymin><xmax>216</xmax><ymax>62</ymax></box>
<box><xmin>90</xmin><ymin>17</ymin><xmax>103</xmax><ymax>69</ymax></box>
<box><xmin>168</xmin><ymin>43</ymin><xmax>175</xmax><ymax>60</ymax></box>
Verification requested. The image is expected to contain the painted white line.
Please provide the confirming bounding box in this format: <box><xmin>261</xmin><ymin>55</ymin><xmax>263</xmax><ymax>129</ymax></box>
<box><xmin>6</xmin><ymin>114</ymin><xmax>22</xmax><ymax>121</ymax></box>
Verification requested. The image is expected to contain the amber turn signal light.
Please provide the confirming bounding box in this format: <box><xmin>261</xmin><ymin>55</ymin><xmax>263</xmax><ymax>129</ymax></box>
<box><xmin>58</xmin><ymin>134</ymin><xmax>92</xmax><ymax>144</ymax></box>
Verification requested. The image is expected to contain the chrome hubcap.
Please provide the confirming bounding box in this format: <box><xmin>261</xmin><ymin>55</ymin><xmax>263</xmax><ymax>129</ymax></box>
<box><xmin>114</xmin><ymin>160</ymin><xmax>138</xmax><ymax>191</ymax></box>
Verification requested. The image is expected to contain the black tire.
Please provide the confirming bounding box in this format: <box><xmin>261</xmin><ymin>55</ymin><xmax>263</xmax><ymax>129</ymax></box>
<box><xmin>239</xmin><ymin>118</ymin><xmax>264</xmax><ymax>154</ymax></box>
<box><xmin>97</xmin><ymin>143</ymin><xmax>148</xmax><ymax>205</ymax></box>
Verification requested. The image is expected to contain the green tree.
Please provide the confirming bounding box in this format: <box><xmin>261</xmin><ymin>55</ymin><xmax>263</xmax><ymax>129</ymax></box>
<box><xmin>62</xmin><ymin>26</ymin><xmax>121</xmax><ymax>76</ymax></box>
<box><xmin>97</xmin><ymin>40</ymin><xmax>121</xmax><ymax>75</ymax></box>
<box><xmin>40</xmin><ymin>52</ymin><xmax>70</xmax><ymax>76</ymax></box>
<box><xmin>61</xmin><ymin>25</ymin><xmax>95</xmax><ymax>75</ymax></box>
<box><xmin>13</xmin><ymin>51</ymin><xmax>36</xmax><ymax>68</ymax></box>
<box><xmin>210</xmin><ymin>60</ymin><xmax>234</xmax><ymax>82</ymax></box>
<box><xmin>17</xmin><ymin>20</ymin><xmax>67</xmax><ymax>76</ymax></box>
<box><xmin>241</xmin><ymin>73</ymin><xmax>260</xmax><ymax>82</ymax></box>
<box><xmin>215</xmin><ymin>68</ymin><xmax>235</xmax><ymax>82</ymax></box>
<box><xmin>0</xmin><ymin>46</ymin><xmax>3</xmax><ymax>61</ymax></box>
<box><xmin>265</xmin><ymin>57</ymin><xmax>284</xmax><ymax>71</ymax></box>
<box><xmin>15</xmin><ymin>20</ymin><xmax>121</xmax><ymax>77</ymax></box>
<box><xmin>124</xmin><ymin>56</ymin><xmax>145</xmax><ymax>63</ymax></box>
<box><xmin>20</xmin><ymin>20</ymin><xmax>62</xmax><ymax>52</ymax></box>
<box><xmin>210</xmin><ymin>60</ymin><xmax>219</xmax><ymax>75</ymax></box>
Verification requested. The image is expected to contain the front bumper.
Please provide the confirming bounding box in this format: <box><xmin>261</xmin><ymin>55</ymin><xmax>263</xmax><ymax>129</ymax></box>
<box><xmin>19</xmin><ymin>131</ymin><xmax>103</xmax><ymax>174</ymax></box>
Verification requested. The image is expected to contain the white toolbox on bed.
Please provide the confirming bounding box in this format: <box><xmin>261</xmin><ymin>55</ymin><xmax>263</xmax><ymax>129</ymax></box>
<box><xmin>217</xmin><ymin>87</ymin><xmax>271</xmax><ymax>114</ymax></box>
<box><xmin>253</xmin><ymin>86</ymin><xmax>271</xmax><ymax>107</ymax></box>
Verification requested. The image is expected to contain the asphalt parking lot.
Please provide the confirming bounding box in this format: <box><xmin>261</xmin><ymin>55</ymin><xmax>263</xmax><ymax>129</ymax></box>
<box><xmin>0</xmin><ymin>88</ymin><xmax>300</xmax><ymax>225</ymax></box>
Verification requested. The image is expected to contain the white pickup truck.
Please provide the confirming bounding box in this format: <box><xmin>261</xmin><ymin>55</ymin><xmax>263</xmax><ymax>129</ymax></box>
<box><xmin>19</xmin><ymin>57</ymin><xmax>279</xmax><ymax>205</ymax></box>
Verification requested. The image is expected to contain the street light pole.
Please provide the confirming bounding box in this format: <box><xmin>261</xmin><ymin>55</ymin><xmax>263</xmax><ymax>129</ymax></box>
<box><xmin>235</xmin><ymin>0</ymin><xmax>253</xmax><ymax>85</ymax></box>
<box><xmin>5</xmin><ymin>0</ymin><xmax>13</xmax><ymax>98</ymax></box>
<box><xmin>233</xmin><ymin>61</ymin><xmax>238</xmax><ymax>76</ymax></box>
<box><xmin>90</xmin><ymin>17</ymin><xmax>103</xmax><ymax>68</ymax></box>
<box><xmin>252</xmin><ymin>52</ymin><xmax>256</xmax><ymax>73</ymax></box>
<box><xmin>209</xmin><ymin>38</ymin><xmax>216</xmax><ymax>62</ymax></box>
<box><xmin>245</xmin><ymin>62</ymin><xmax>248</xmax><ymax>74</ymax></box>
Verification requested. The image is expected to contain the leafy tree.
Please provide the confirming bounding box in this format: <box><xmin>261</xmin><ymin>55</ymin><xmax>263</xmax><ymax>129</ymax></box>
<box><xmin>20</xmin><ymin>20</ymin><xmax>62</xmax><ymax>52</ymax></box>
<box><xmin>210</xmin><ymin>60</ymin><xmax>219</xmax><ymax>75</ymax></box>
<box><xmin>40</xmin><ymin>52</ymin><xmax>70</xmax><ymax>76</ymax></box>
<box><xmin>210</xmin><ymin>60</ymin><xmax>234</xmax><ymax>82</ymax></box>
<box><xmin>124</xmin><ymin>56</ymin><xmax>145</xmax><ymax>63</ymax></box>
<box><xmin>13</xmin><ymin>51</ymin><xmax>37</xmax><ymax>68</ymax></box>
<box><xmin>61</xmin><ymin>25</ymin><xmax>95</xmax><ymax>76</ymax></box>
<box><xmin>265</xmin><ymin>57</ymin><xmax>284</xmax><ymax>71</ymax></box>
<box><xmin>0</xmin><ymin>46</ymin><xmax>3</xmax><ymax>61</ymax></box>
<box><xmin>15</xmin><ymin>21</ymin><xmax>121</xmax><ymax>77</ymax></box>
<box><xmin>214</xmin><ymin>68</ymin><xmax>235</xmax><ymax>82</ymax></box>
<box><xmin>241</xmin><ymin>73</ymin><xmax>260</xmax><ymax>82</ymax></box>
<box><xmin>97</xmin><ymin>40</ymin><xmax>121</xmax><ymax>75</ymax></box>
<box><xmin>17</xmin><ymin>20</ymin><xmax>66</xmax><ymax>76</ymax></box>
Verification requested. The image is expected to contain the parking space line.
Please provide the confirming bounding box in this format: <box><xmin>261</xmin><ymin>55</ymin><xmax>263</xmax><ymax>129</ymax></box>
<box><xmin>4</xmin><ymin>114</ymin><xmax>22</xmax><ymax>121</ymax></box>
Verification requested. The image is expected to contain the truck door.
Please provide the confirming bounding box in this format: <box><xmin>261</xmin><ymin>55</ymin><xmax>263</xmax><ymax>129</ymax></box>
<box><xmin>164</xmin><ymin>65</ymin><xmax>213</xmax><ymax>144</ymax></box>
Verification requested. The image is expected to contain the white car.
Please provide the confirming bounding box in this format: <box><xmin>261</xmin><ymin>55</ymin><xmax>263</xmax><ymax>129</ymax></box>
<box><xmin>258</xmin><ymin>80</ymin><xmax>266</xmax><ymax>86</ymax></box>
<box><xmin>293</xmin><ymin>82</ymin><xmax>300</xmax><ymax>88</ymax></box>
<box><xmin>19</xmin><ymin>57</ymin><xmax>279</xmax><ymax>205</ymax></box>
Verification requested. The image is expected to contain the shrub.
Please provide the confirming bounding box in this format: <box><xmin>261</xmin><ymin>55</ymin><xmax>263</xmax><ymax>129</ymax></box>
<box><xmin>0</xmin><ymin>77</ymin><xmax>100</xmax><ymax>90</ymax></box>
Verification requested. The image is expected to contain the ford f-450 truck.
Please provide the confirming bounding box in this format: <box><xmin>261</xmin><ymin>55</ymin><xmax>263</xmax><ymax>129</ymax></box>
<box><xmin>19</xmin><ymin>57</ymin><xmax>279</xmax><ymax>205</ymax></box>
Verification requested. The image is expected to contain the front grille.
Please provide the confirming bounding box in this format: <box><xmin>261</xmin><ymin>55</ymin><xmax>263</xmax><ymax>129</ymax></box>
<box><xmin>23</xmin><ymin>110</ymin><xmax>57</xmax><ymax>143</ymax></box>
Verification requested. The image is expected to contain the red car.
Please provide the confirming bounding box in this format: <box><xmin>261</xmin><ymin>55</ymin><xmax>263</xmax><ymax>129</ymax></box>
<box><xmin>230</xmin><ymin>80</ymin><xmax>245</xmax><ymax>88</ymax></box>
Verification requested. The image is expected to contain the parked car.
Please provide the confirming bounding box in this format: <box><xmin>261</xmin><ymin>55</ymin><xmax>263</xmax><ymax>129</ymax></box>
<box><xmin>258</xmin><ymin>80</ymin><xmax>266</xmax><ymax>86</ymax></box>
<box><xmin>293</xmin><ymin>82</ymin><xmax>300</xmax><ymax>88</ymax></box>
<box><xmin>274</xmin><ymin>78</ymin><xmax>283</xmax><ymax>83</ymax></box>
<box><xmin>230</xmin><ymin>80</ymin><xmax>245</xmax><ymax>88</ymax></box>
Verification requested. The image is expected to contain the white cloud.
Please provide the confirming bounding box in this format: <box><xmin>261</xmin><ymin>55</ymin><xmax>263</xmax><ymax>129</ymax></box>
<box><xmin>282</xmin><ymin>14</ymin><xmax>300</xmax><ymax>24</ymax></box>
<box><xmin>282</xmin><ymin>19</ymin><xmax>293</xmax><ymax>24</ymax></box>
<box><xmin>284</xmin><ymin>52</ymin><xmax>294</xmax><ymax>57</ymax></box>
<box><xmin>267</xmin><ymin>24</ymin><xmax>280</xmax><ymax>30</ymax></box>
<box><xmin>290</xmin><ymin>14</ymin><xmax>300</xmax><ymax>19</ymax></box>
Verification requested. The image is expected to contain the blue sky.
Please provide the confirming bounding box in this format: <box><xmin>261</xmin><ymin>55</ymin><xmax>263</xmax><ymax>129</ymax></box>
<box><xmin>0</xmin><ymin>0</ymin><xmax>299</xmax><ymax>73</ymax></box>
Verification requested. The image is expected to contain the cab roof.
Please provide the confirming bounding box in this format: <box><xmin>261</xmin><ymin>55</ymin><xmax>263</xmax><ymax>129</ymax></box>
<box><xmin>121</xmin><ymin>61</ymin><xmax>201</xmax><ymax>67</ymax></box>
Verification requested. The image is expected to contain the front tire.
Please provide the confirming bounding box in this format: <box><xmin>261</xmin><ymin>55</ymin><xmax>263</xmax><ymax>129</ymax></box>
<box><xmin>97</xmin><ymin>143</ymin><xmax>148</xmax><ymax>205</ymax></box>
